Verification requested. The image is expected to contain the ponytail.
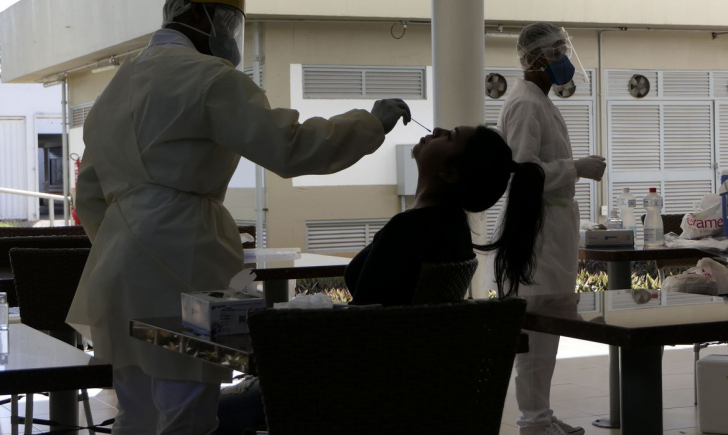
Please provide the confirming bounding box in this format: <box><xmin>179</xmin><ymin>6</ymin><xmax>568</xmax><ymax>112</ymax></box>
<box><xmin>475</xmin><ymin>162</ymin><xmax>545</xmax><ymax>298</ymax></box>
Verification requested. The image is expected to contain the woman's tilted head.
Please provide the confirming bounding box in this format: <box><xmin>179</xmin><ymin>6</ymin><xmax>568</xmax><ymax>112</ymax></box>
<box><xmin>413</xmin><ymin>123</ymin><xmax>546</xmax><ymax>298</ymax></box>
<box><xmin>413</xmin><ymin>125</ymin><xmax>514</xmax><ymax>212</ymax></box>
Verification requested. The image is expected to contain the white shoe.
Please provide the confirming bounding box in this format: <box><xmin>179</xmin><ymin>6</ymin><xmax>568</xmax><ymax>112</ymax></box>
<box><xmin>528</xmin><ymin>423</ymin><xmax>569</xmax><ymax>435</ymax></box>
<box><xmin>551</xmin><ymin>416</ymin><xmax>585</xmax><ymax>435</ymax></box>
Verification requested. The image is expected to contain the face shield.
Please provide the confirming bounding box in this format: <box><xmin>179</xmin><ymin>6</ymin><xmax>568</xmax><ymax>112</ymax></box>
<box><xmin>518</xmin><ymin>27</ymin><xmax>588</xmax><ymax>86</ymax></box>
<box><xmin>202</xmin><ymin>3</ymin><xmax>244</xmax><ymax>68</ymax></box>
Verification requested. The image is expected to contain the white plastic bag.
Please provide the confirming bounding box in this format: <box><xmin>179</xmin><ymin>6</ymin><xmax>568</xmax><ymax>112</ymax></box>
<box><xmin>663</xmin><ymin>257</ymin><xmax>728</xmax><ymax>296</ymax></box>
<box><xmin>662</xmin><ymin>274</ymin><xmax>718</xmax><ymax>296</ymax></box>
<box><xmin>680</xmin><ymin>194</ymin><xmax>723</xmax><ymax>239</ymax></box>
<box><xmin>274</xmin><ymin>293</ymin><xmax>334</xmax><ymax>309</ymax></box>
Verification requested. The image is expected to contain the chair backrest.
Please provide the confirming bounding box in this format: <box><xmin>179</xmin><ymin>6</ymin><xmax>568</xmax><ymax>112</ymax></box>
<box><xmin>640</xmin><ymin>213</ymin><xmax>684</xmax><ymax>235</ymax></box>
<box><xmin>0</xmin><ymin>226</ymin><xmax>87</xmax><ymax>238</ymax></box>
<box><xmin>0</xmin><ymin>236</ymin><xmax>91</xmax><ymax>268</ymax></box>
<box><xmin>9</xmin><ymin>248</ymin><xmax>90</xmax><ymax>332</ymax></box>
<box><xmin>238</xmin><ymin>225</ymin><xmax>257</xmax><ymax>249</ymax></box>
<box><xmin>248</xmin><ymin>298</ymin><xmax>527</xmax><ymax>435</ymax></box>
<box><xmin>412</xmin><ymin>257</ymin><xmax>478</xmax><ymax>304</ymax></box>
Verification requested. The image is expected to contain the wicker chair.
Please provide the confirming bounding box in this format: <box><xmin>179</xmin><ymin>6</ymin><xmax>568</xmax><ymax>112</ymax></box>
<box><xmin>9</xmin><ymin>248</ymin><xmax>108</xmax><ymax>434</ymax></box>
<box><xmin>0</xmin><ymin>226</ymin><xmax>87</xmax><ymax>238</ymax></box>
<box><xmin>248</xmin><ymin>299</ymin><xmax>527</xmax><ymax>435</ymax></box>
<box><xmin>0</xmin><ymin>236</ymin><xmax>91</xmax><ymax>307</ymax></box>
<box><xmin>412</xmin><ymin>257</ymin><xmax>478</xmax><ymax>304</ymax></box>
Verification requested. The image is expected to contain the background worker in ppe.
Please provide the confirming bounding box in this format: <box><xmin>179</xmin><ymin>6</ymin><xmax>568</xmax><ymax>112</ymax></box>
<box><xmin>483</xmin><ymin>22</ymin><xmax>606</xmax><ymax>435</ymax></box>
<box><xmin>66</xmin><ymin>0</ymin><xmax>411</xmax><ymax>433</ymax></box>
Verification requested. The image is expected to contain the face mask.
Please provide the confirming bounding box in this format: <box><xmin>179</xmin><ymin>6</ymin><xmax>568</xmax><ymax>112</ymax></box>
<box><xmin>203</xmin><ymin>6</ymin><xmax>241</xmax><ymax>67</ymax></box>
<box><xmin>544</xmin><ymin>56</ymin><xmax>575</xmax><ymax>86</ymax></box>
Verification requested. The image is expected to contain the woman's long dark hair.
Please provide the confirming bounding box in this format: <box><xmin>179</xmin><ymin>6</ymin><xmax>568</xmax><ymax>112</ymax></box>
<box><xmin>450</xmin><ymin>126</ymin><xmax>545</xmax><ymax>298</ymax></box>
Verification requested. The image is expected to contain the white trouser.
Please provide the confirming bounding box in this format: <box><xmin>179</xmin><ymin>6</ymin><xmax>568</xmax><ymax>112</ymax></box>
<box><xmin>515</xmin><ymin>294</ymin><xmax>579</xmax><ymax>435</ymax></box>
<box><xmin>112</xmin><ymin>365</ymin><xmax>221</xmax><ymax>435</ymax></box>
<box><xmin>515</xmin><ymin>330</ymin><xmax>560</xmax><ymax>434</ymax></box>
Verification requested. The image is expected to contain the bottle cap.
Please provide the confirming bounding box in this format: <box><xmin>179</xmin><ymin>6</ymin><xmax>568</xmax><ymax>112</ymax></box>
<box><xmin>610</xmin><ymin>207</ymin><xmax>620</xmax><ymax>217</ymax></box>
<box><xmin>649</xmin><ymin>188</ymin><xmax>657</xmax><ymax>193</ymax></box>
<box><xmin>622</xmin><ymin>188</ymin><xmax>630</xmax><ymax>193</ymax></box>
<box><xmin>0</xmin><ymin>293</ymin><xmax>5</xmax><ymax>304</ymax></box>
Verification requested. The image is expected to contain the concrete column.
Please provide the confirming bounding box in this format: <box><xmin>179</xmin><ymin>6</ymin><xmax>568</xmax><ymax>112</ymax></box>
<box><xmin>431</xmin><ymin>0</ymin><xmax>485</xmax><ymax>128</ymax></box>
<box><xmin>432</xmin><ymin>0</ymin><xmax>488</xmax><ymax>296</ymax></box>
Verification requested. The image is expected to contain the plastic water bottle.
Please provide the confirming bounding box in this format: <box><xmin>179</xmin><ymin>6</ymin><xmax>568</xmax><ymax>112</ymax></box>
<box><xmin>616</xmin><ymin>188</ymin><xmax>637</xmax><ymax>236</ymax></box>
<box><xmin>0</xmin><ymin>293</ymin><xmax>7</xmax><ymax>331</ymax></box>
<box><xmin>605</xmin><ymin>208</ymin><xmax>624</xmax><ymax>229</ymax></box>
<box><xmin>643</xmin><ymin>188</ymin><xmax>664</xmax><ymax>247</ymax></box>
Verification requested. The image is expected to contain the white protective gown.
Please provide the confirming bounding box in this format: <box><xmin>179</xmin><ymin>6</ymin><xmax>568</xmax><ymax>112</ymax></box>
<box><xmin>67</xmin><ymin>29</ymin><xmax>385</xmax><ymax>384</ymax></box>
<box><xmin>483</xmin><ymin>78</ymin><xmax>579</xmax><ymax>296</ymax></box>
<box><xmin>483</xmin><ymin>78</ymin><xmax>580</xmax><ymax>432</ymax></box>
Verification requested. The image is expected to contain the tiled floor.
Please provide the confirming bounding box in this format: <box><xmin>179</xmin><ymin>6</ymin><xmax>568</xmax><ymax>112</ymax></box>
<box><xmin>499</xmin><ymin>339</ymin><xmax>727</xmax><ymax>435</ymax></box>
<box><xmin>0</xmin><ymin>339</ymin><xmax>724</xmax><ymax>434</ymax></box>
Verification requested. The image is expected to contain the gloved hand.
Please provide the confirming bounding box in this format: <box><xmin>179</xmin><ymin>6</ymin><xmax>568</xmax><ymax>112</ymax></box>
<box><xmin>371</xmin><ymin>98</ymin><xmax>412</xmax><ymax>134</ymax></box>
<box><xmin>575</xmin><ymin>155</ymin><xmax>606</xmax><ymax>181</ymax></box>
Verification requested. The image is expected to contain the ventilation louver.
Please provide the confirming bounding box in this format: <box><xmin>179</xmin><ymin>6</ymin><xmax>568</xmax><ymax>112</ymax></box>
<box><xmin>554</xmin><ymin>80</ymin><xmax>577</xmax><ymax>98</ymax></box>
<box><xmin>486</xmin><ymin>73</ymin><xmax>508</xmax><ymax>99</ymax></box>
<box><xmin>629</xmin><ymin>74</ymin><xmax>651</xmax><ymax>98</ymax></box>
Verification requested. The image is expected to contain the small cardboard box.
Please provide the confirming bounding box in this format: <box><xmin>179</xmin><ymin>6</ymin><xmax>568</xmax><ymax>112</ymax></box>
<box><xmin>579</xmin><ymin>229</ymin><xmax>634</xmax><ymax>248</ymax></box>
<box><xmin>181</xmin><ymin>270</ymin><xmax>262</xmax><ymax>336</ymax></box>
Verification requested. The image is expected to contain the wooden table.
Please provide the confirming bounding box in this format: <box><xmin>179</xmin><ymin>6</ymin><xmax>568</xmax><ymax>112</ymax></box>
<box><xmin>244</xmin><ymin>251</ymin><xmax>350</xmax><ymax>306</ymax></box>
<box><xmin>579</xmin><ymin>244</ymin><xmax>723</xmax><ymax>429</ymax></box>
<box><xmin>0</xmin><ymin>324</ymin><xmax>112</xmax><ymax>434</ymax></box>
<box><xmin>131</xmin><ymin>312</ymin><xmax>529</xmax><ymax>375</ymax></box>
<box><xmin>523</xmin><ymin>289</ymin><xmax>728</xmax><ymax>435</ymax></box>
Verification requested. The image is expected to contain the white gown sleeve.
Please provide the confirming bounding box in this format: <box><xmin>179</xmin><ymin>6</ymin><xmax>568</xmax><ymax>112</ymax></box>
<box><xmin>502</xmin><ymin>101</ymin><xmax>578</xmax><ymax>192</ymax></box>
<box><xmin>204</xmin><ymin>69</ymin><xmax>386</xmax><ymax>179</ymax></box>
<box><xmin>75</xmin><ymin>147</ymin><xmax>108</xmax><ymax>242</ymax></box>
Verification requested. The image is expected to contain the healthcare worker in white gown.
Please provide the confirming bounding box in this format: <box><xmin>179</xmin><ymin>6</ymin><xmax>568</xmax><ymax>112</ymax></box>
<box><xmin>66</xmin><ymin>0</ymin><xmax>411</xmax><ymax>433</ymax></box>
<box><xmin>483</xmin><ymin>23</ymin><xmax>606</xmax><ymax>435</ymax></box>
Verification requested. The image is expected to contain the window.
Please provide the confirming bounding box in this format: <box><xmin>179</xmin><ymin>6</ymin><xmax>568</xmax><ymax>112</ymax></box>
<box><xmin>70</xmin><ymin>102</ymin><xmax>94</xmax><ymax>128</ymax></box>
<box><xmin>606</xmin><ymin>70</ymin><xmax>720</xmax><ymax>238</ymax></box>
<box><xmin>302</xmin><ymin>66</ymin><xmax>426</xmax><ymax>99</ymax></box>
<box><xmin>306</xmin><ymin>220</ymin><xmax>388</xmax><ymax>253</ymax></box>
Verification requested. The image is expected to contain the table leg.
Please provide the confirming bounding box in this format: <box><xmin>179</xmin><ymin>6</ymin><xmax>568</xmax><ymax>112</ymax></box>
<box><xmin>593</xmin><ymin>260</ymin><xmax>631</xmax><ymax>429</ymax></box>
<box><xmin>620</xmin><ymin>345</ymin><xmax>663</xmax><ymax>435</ymax></box>
<box><xmin>607</xmin><ymin>261</ymin><xmax>632</xmax><ymax>290</ymax></box>
<box><xmin>49</xmin><ymin>330</ymin><xmax>79</xmax><ymax>433</ymax></box>
<box><xmin>263</xmin><ymin>279</ymin><xmax>290</xmax><ymax>308</ymax></box>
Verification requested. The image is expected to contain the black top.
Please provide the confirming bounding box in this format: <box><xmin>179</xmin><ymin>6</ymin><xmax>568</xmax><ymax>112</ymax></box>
<box><xmin>345</xmin><ymin>205</ymin><xmax>475</xmax><ymax>306</ymax></box>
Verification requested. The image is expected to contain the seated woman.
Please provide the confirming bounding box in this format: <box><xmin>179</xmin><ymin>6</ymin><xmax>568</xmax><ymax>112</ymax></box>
<box><xmin>216</xmin><ymin>126</ymin><xmax>545</xmax><ymax>434</ymax></box>
<box><xmin>345</xmin><ymin>125</ymin><xmax>545</xmax><ymax>304</ymax></box>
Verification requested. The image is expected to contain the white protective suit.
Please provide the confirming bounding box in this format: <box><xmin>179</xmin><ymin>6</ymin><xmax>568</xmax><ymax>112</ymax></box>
<box><xmin>483</xmin><ymin>78</ymin><xmax>579</xmax><ymax>433</ymax></box>
<box><xmin>67</xmin><ymin>29</ymin><xmax>385</xmax><ymax>385</ymax></box>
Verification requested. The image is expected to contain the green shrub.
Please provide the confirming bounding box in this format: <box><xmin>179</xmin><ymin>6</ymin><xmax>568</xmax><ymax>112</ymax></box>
<box><xmin>576</xmin><ymin>260</ymin><xmax>661</xmax><ymax>291</ymax></box>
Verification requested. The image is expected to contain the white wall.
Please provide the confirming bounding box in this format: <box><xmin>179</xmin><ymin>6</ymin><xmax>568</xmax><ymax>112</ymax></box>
<box><xmin>0</xmin><ymin>0</ymin><xmax>165</xmax><ymax>83</ymax></box>
<box><xmin>290</xmin><ymin>65</ymin><xmax>433</xmax><ymax>187</ymax></box>
<box><xmin>248</xmin><ymin>0</ymin><xmax>728</xmax><ymax>29</ymax></box>
<box><xmin>6</xmin><ymin>0</ymin><xmax>728</xmax><ymax>84</ymax></box>
<box><xmin>0</xmin><ymin>82</ymin><xmax>61</xmax><ymax>220</ymax></box>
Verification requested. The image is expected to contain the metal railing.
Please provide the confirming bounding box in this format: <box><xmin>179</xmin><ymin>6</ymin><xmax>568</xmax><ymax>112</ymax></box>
<box><xmin>0</xmin><ymin>187</ymin><xmax>71</xmax><ymax>227</ymax></box>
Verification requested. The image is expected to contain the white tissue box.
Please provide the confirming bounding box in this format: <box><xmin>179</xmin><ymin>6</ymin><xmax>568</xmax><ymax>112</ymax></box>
<box><xmin>698</xmin><ymin>354</ymin><xmax>728</xmax><ymax>434</ymax></box>
<box><xmin>181</xmin><ymin>290</ymin><xmax>265</xmax><ymax>336</ymax></box>
<box><xmin>579</xmin><ymin>229</ymin><xmax>634</xmax><ymax>248</ymax></box>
